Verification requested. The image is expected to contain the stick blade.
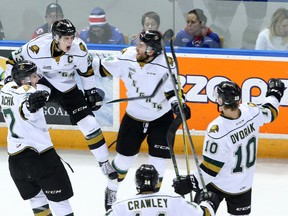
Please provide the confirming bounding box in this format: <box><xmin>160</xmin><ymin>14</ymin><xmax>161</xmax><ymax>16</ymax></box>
<box><xmin>162</xmin><ymin>29</ymin><xmax>174</xmax><ymax>43</ymax></box>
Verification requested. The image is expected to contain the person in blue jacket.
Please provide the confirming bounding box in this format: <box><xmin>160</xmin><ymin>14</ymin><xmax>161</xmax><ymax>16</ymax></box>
<box><xmin>79</xmin><ymin>7</ymin><xmax>125</xmax><ymax>45</ymax></box>
<box><xmin>175</xmin><ymin>8</ymin><xmax>221</xmax><ymax>48</ymax></box>
<box><xmin>32</xmin><ymin>3</ymin><xmax>64</xmax><ymax>39</ymax></box>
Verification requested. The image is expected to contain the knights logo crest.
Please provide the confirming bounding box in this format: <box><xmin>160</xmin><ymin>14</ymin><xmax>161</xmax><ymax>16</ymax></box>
<box><xmin>29</xmin><ymin>45</ymin><xmax>40</xmax><ymax>54</ymax></box>
<box><xmin>121</xmin><ymin>48</ymin><xmax>128</xmax><ymax>54</ymax></box>
<box><xmin>23</xmin><ymin>85</ymin><xmax>31</xmax><ymax>92</ymax></box>
<box><xmin>167</xmin><ymin>56</ymin><xmax>174</xmax><ymax>67</ymax></box>
<box><xmin>79</xmin><ymin>43</ymin><xmax>87</xmax><ymax>52</ymax></box>
<box><xmin>247</xmin><ymin>102</ymin><xmax>257</xmax><ymax>107</ymax></box>
<box><xmin>209</xmin><ymin>125</ymin><xmax>219</xmax><ymax>133</ymax></box>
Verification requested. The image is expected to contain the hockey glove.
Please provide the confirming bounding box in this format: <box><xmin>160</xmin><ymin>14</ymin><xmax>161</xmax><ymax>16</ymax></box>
<box><xmin>171</xmin><ymin>101</ymin><xmax>191</xmax><ymax>120</ymax></box>
<box><xmin>172</xmin><ymin>174</ymin><xmax>199</xmax><ymax>196</ymax></box>
<box><xmin>199</xmin><ymin>190</ymin><xmax>221</xmax><ymax>214</ymax></box>
<box><xmin>266</xmin><ymin>78</ymin><xmax>285</xmax><ymax>102</ymax></box>
<box><xmin>84</xmin><ymin>88</ymin><xmax>105</xmax><ymax>111</ymax></box>
<box><xmin>26</xmin><ymin>91</ymin><xmax>49</xmax><ymax>113</ymax></box>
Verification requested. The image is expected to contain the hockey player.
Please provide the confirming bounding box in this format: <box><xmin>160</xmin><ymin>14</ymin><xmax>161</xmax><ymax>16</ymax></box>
<box><xmin>92</xmin><ymin>30</ymin><xmax>191</xmax><ymax>210</ymax></box>
<box><xmin>4</xmin><ymin>19</ymin><xmax>117</xmax><ymax>181</ymax></box>
<box><xmin>0</xmin><ymin>60</ymin><xmax>74</xmax><ymax>215</ymax></box>
<box><xmin>105</xmin><ymin>164</ymin><xmax>220</xmax><ymax>216</ymax></box>
<box><xmin>172</xmin><ymin>79</ymin><xmax>285</xmax><ymax>215</ymax></box>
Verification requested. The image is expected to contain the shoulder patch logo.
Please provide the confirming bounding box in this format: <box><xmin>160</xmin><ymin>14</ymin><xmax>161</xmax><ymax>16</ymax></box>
<box><xmin>209</xmin><ymin>125</ymin><xmax>219</xmax><ymax>133</ymax></box>
<box><xmin>167</xmin><ymin>56</ymin><xmax>174</xmax><ymax>67</ymax></box>
<box><xmin>121</xmin><ymin>48</ymin><xmax>128</xmax><ymax>54</ymax></box>
<box><xmin>23</xmin><ymin>85</ymin><xmax>31</xmax><ymax>92</ymax></box>
<box><xmin>247</xmin><ymin>102</ymin><xmax>257</xmax><ymax>107</ymax></box>
<box><xmin>29</xmin><ymin>45</ymin><xmax>40</xmax><ymax>54</ymax></box>
<box><xmin>79</xmin><ymin>43</ymin><xmax>87</xmax><ymax>52</ymax></box>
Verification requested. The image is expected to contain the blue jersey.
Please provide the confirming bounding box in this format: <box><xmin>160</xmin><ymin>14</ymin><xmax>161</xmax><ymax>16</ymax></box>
<box><xmin>79</xmin><ymin>25</ymin><xmax>125</xmax><ymax>45</ymax></box>
<box><xmin>175</xmin><ymin>28</ymin><xmax>221</xmax><ymax>48</ymax></box>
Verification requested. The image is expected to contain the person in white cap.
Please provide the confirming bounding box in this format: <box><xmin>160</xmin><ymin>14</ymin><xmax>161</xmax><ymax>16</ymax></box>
<box><xmin>79</xmin><ymin>7</ymin><xmax>125</xmax><ymax>44</ymax></box>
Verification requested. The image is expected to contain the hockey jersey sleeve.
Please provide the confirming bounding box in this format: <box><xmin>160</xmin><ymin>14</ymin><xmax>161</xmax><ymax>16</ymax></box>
<box><xmin>259</xmin><ymin>95</ymin><xmax>280</xmax><ymax>124</ymax></box>
<box><xmin>5</xmin><ymin>43</ymin><xmax>31</xmax><ymax>79</ymax></box>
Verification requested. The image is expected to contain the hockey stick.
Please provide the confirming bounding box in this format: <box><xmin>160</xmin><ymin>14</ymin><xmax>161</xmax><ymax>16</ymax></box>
<box><xmin>161</xmin><ymin>29</ymin><xmax>208</xmax><ymax>193</ymax></box>
<box><xmin>169</xmin><ymin>37</ymin><xmax>192</xmax><ymax>200</ymax></box>
<box><xmin>96</xmin><ymin>73</ymin><xmax>169</xmax><ymax>106</ymax></box>
<box><xmin>166</xmin><ymin>114</ymin><xmax>183</xmax><ymax>177</ymax></box>
<box><xmin>169</xmin><ymin>35</ymin><xmax>193</xmax><ymax>202</ymax></box>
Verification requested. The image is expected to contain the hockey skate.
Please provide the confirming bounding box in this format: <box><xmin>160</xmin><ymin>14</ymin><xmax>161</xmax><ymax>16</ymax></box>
<box><xmin>105</xmin><ymin>187</ymin><xmax>117</xmax><ymax>211</ymax></box>
<box><xmin>99</xmin><ymin>160</ymin><xmax>118</xmax><ymax>180</ymax></box>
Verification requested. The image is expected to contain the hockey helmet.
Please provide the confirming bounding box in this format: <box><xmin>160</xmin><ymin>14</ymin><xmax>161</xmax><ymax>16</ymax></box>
<box><xmin>46</xmin><ymin>3</ymin><xmax>64</xmax><ymax>17</ymax></box>
<box><xmin>214</xmin><ymin>81</ymin><xmax>241</xmax><ymax>106</ymax></box>
<box><xmin>11</xmin><ymin>60</ymin><xmax>37</xmax><ymax>86</ymax></box>
<box><xmin>52</xmin><ymin>19</ymin><xmax>76</xmax><ymax>37</ymax></box>
<box><xmin>139</xmin><ymin>30</ymin><xmax>162</xmax><ymax>55</ymax></box>
<box><xmin>135</xmin><ymin>164</ymin><xmax>159</xmax><ymax>193</ymax></box>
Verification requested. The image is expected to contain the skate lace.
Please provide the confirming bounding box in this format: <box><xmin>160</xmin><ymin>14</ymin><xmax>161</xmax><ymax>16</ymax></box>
<box><xmin>106</xmin><ymin>188</ymin><xmax>117</xmax><ymax>204</ymax></box>
<box><xmin>100</xmin><ymin>161</ymin><xmax>115</xmax><ymax>175</ymax></box>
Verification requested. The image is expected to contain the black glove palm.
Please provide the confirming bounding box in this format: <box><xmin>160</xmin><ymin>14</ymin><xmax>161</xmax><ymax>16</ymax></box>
<box><xmin>171</xmin><ymin>102</ymin><xmax>191</xmax><ymax>120</ymax></box>
<box><xmin>84</xmin><ymin>88</ymin><xmax>105</xmax><ymax>111</ymax></box>
<box><xmin>26</xmin><ymin>91</ymin><xmax>49</xmax><ymax>113</ymax></box>
<box><xmin>266</xmin><ymin>78</ymin><xmax>285</xmax><ymax>102</ymax></box>
<box><xmin>172</xmin><ymin>175</ymin><xmax>196</xmax><ymax>196</ymax></box>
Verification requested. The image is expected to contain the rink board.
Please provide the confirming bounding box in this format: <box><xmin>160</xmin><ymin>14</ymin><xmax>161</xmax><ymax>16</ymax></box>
<box><xmin>0</xmin><ymin>127</ymin><xmax>287</xmax><ymax>158</ymax></box>
<box><xmin>0</xmin><ymin>43</ymin><xmax>288</xmax><ymax>158</ymax></box>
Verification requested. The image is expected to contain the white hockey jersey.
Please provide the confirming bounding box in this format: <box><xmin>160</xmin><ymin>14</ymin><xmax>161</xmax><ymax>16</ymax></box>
<box><xmin>93</xmin><ymin>47</ymin><xmax>178</xmax><ymax>121</ymax></box>
<box><xmin>5</xmin><ymin>33</ymin><xmax>95</xmax><ymax>92</ymax></box>
<box><xmin>105</xmin><ymin>192</ymin><xmax>214</xmax><ymax>216</ymax></box>
<box><xmin>0</xmin><ymin>82</ymin><xmax>53</xmax><ymax>155</ymax></box>
<box><xmin>194</xmin><ymin>96</ymin><xmax>280</xmax><ymax>194</ymax></box>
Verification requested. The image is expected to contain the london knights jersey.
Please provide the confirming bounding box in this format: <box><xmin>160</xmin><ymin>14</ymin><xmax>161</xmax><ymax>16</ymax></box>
<box><xmin>0</xmin><ymin>82</ymin><xmax>53</xmax><ymax>155</ymax></box>
<box><xmin>194</xmin><ymin>96</ymin><xmax>280</xmax><ymax>194</ymax></box>
<box><xmin>5</xmin><ymin>33</ymin><xmax>95</xmax><ymax>92</ymax></box>
<box><xmin>106</xmin><ymin>192</ymin><xmax>215</xmax><ymax>216</ymax></box>
<box><xmin>93</xmin><ymin>47</ymin><xmax>178</xmax><ymax>121</ymax></box>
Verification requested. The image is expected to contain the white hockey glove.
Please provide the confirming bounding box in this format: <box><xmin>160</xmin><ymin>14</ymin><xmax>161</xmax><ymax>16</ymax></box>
<box><xmin>199</xmin><ymin>190</ymin><xmax>221</xmax><ymax>215</ymax></box>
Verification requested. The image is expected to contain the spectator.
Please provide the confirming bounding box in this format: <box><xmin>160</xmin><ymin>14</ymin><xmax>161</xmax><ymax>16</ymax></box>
<box><xmin>0</xmin><ymin>20</ymin><xmax>5</xmax><ymax>40</ymax></box>
<box><xmin>255</xmin><ymin>8</ymin><xmax>288</xmax><ymax>50</ymax></box>
<box><xmin>203</xmin><ymin>0</ymin><xmax>267</xmax><ymax>49</ymax></box>
<box><xmin>0</xmin><ymin>60</ymin><xmax>74</xmax><ymax>215</ymax></box>
<box><xmin>175</xmin><ymin>9</ymin><xmax>221</xmax><ymax>48</ymax></box>
<box><xmin>32</xmin><ymin>3</ymin><xmax>64</xmax><ymax>39</ymax></box>
<box><xmin>130</xmin><ymin>11</ymin><xmax>161</xmax><ymax>45</ymax></box>
<box><xmin>105</xmin><ymin>164</ymin><xmax>220</xmax><ymax>216</ymax></box>
<box><xmin>79</xmin><ymin>7</ymin><xmax>125</xmax><ymax>45</ymax></box>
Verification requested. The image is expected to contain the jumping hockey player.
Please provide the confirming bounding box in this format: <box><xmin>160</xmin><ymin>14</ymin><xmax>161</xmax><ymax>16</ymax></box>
<box><xmin>172</xmin><ymin>79</ymin><xmax>285</xmax><ymax>215</ymax></box>
<box><xmin>0</xmin><ymin>60</ymin><xmax>74</xmax><ymax>215</ymax></box>
<box><xmin>92</xmin><ymin>30</ymin><xmax>191</xmax><ymax>210</ymax></box>
<box><xmin>4</xmin><ymin>19</ymin><xmax>117</xmax><ymax>181</ymax></box>
<box><xmin>105</xmin><ymin>164</ymin><xmax>220</xmax><ymax>216</ymax></box>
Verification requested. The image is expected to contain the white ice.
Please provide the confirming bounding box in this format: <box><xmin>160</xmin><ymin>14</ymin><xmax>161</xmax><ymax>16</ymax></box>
<box><xmin>0</xmin><ymin>147</ymin><xmax>287</xmax><ymax>216</ymax></box>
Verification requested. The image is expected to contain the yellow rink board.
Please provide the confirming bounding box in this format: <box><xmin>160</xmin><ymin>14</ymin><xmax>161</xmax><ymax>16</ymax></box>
<box><xmin>1</xmin><ymin>128</ymin><xmax>287</xmax><ymax>159</ymax></box>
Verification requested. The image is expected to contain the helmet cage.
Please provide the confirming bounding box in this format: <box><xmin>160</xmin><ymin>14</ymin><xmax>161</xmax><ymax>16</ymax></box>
<box><xmin>213</xmin><ymin>81</ymin><xmax>241</xmax><ymax>106</ymax></box>
<box><xmin>52</xmin><ymin>19</ymin><xmax>76</xmax><ymax>38</ymax></box>
<box><xmin>139</xmin><ymin>30</ymin><xmax>162</xmax><ymax>55</ymax></box>
<box><xmin>11</xmin><ymin>60</ymin><xmax>37</xmax><ymax>86</ymax></box>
